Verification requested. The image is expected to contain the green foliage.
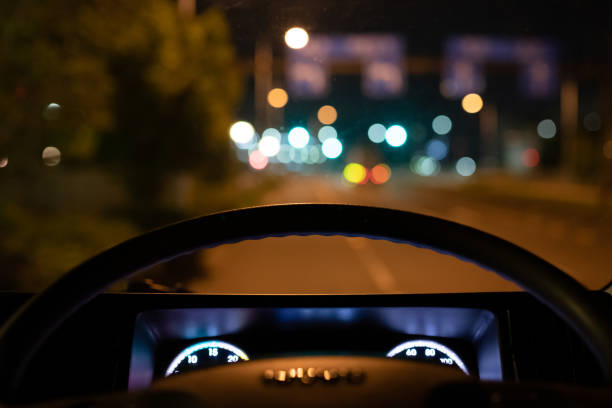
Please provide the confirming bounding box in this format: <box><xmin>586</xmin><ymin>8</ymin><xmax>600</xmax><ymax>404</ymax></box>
<box><xmin>0</xmin><ymin>202</ymin><xmax>139</xmax><ymax>290</ymax></box>
<box><xmin>0</xmin><ymin>0</ymin><xmax>242</xmax><ymax>185</ymax></box>
<box><xmin>0</xmin><ymin>0</ymin><xmax>244</xmax><ymax>289</ymax></box>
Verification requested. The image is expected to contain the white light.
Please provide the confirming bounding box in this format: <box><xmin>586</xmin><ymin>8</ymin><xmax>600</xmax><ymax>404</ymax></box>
<box><xmin>288</xmin><ymin>127</ymin><xmax>310</xmax><ymax>149</ymax></box>
<box><xmin>165</xmin><ymin>340</ymin><xmax>249</xmax><ymax>377</ymax></box>
<box><xmin>386</xmin><ymin>339</ymin><xmax>469</xmax><ymax>375</ymax></box>
<box><xmin>537</xmin><ymin>119</ymin><xmax>556</xmax><ymax>139</ymax></box>
<box><xmin>322</xmin><ymin>138</ymin><xmax>342</xmax><ymax>159</ymax></box>
<box><xmin>385</xmin><ymin>125</ymin><xmax>407</xmax><ymax>147</ymax></box>
<box><xmin>262</xmin><ymin>128</ymin><xmax>282</xmax><ymax>141</ymax></box>
<box><xmin>432</xmin><ymin>115</ymin><xmax>452</xmax><ymax>135</ymax></box>
<box><xmin>456</xmin><ymin>156</ymin><xmax>476</xmax><ymax>176</ymax></box>
<box><xmin>277</xmin><ymin>145</ymin><xmax>292</xmax><ymax>163</ymax></box>
<box><xmin>418</xmin><ymin>157</ymin><xmax>439</xmax><ymax>176</ymax></box>
<box><xmin>258</xmin><ymin>135</ymin><xmax>281</xmax><ymax>157</ymax></box>
<box><xmin>229</xmin><ymin>121</ymin><xmax>255</xmax><ymax>144</ymax></box>
<box><xmin>42</xmin><ymin>146</ymin><xmax>61</xmax><ymax>166</ymax></box>
<box><xmin>284</xmin><ymin>27</ymin><xmax>309</xmax><ymax>49</ymax></box>
<box><xmin>368</xmin><ymin>123</ymin><xmax>386</xmax><ymax>143</ymax></box>
<box><xmin>318</xmin><ymin>126</ymin><xmax>337</xmax><ymax>142</ymax></box>
<box><xmin>43</xmin><ymin>102</ymin><xmax>61</xmax><ymax>120</ymax></box>
<box><xmin>307</xmin><ymin>145</ymin><xmax>320</xmax><ymax>164</ymax></box>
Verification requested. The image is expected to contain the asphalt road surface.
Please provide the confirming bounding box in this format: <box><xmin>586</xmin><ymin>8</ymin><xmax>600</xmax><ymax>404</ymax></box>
<box><xmin>190</xmin><ymin>174</ymin><xmax>612</xmax><ymax>294</ymax></box>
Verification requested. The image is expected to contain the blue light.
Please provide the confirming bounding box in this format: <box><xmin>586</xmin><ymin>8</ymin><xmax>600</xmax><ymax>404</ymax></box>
<box><xmin>385</xmin><ymin>125</ymin><xmax>408</xmax><ymax>147</ymax></box>
<box><xmin>368</xmin><ymin>123</ymin><xmax>386</xmax><ymax>143</ymax></box>
<box><xmin>425</xmin><ymin>139</ymin><xmax>448</xmax><ymax>160</ymax></box>
<box><xmin>386</xmin><ymin>339</ymin><xmax>469</xmax><ymax>375</ymax></box>
<box><xmin>432</xmin><ymin>115</ymin><xmax>452</xmax><ymax>135</ymax></box>
<box><xmin>165</xmin><ymin>340</ymin><xmax>249</xmax><ymax>377</ymax></box>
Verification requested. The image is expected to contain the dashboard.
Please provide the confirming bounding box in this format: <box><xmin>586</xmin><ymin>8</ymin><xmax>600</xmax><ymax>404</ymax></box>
<box><xmin>129</xmin><ymin>306</ymin><xmax>501</xmax><ymax>388</ymax></box>
<box><xmin>0</xmin><ymin>291</ymin><xmax>607</xmax><ymax>403</ymax></box>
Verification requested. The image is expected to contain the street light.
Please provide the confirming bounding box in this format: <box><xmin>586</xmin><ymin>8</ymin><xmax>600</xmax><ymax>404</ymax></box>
<box><xmin>284</xmin><ymin>27</ymin><xmax>309</xmax><ymax>49</ymax></box>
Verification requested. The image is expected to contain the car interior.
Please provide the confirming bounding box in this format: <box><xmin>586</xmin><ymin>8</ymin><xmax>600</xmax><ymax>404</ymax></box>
<box><xmin>1</xmin><ymin>0</ymin><xmax>611</xmax><ymax>407</ymax></box>
<box><xmin>0</xmin><ymin>204</ymin><xmax>611</xmax><ymax>407</ymax></box>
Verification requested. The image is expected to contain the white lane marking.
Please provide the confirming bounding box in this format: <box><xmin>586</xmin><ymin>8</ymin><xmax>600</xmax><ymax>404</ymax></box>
<box><xmin>343</xmin><ymin>237</ymin><xmax>399</xmax><ymax>292</ymax></box>
<box><xmin>311</xmin><ymin>180</ymin><xmax>398</xmax><ymax>293</ymax></box>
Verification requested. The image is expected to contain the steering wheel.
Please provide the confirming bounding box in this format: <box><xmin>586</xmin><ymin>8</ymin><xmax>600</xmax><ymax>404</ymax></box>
<box><xmin>1</xmin><ymin>204</ymin><xmax>611</xmax><ymax>407</ymax></box>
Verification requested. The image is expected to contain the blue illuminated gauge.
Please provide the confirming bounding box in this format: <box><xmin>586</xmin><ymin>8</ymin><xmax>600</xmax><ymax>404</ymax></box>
<box><xmin>386</xmin><ymin>339</ymin><xmax>469</xmax><ymax>375</ymax></box>
<box><xmin>165</xmin><ymin>340</ymin><xmax>249</xmax><ymax>377</ymax></box>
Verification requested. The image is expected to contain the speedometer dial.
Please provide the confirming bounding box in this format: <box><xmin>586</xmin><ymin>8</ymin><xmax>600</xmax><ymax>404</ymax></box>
<box><xmin>386</xmin><ymin>339</ymin><xmax>469</xmax><ymax>375</ymax></box>
<box><xmin>165</xmin><ymin>340</ymin><xmax>249</xmax><ymax>377</ymax></box>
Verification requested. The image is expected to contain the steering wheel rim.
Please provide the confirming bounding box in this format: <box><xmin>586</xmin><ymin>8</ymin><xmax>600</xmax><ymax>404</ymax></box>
<box><xmin>1</xmin><ymin>203</ymin><xmax>611</xmax><ymax>398</ymax></box>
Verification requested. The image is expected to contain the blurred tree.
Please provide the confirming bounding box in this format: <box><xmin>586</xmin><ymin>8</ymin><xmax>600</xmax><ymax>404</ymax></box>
<box><xmin>1</xmin><ymin>0</ymin><xmax>241</xmax><ymax>197</ymax></box>
<box><xmin>0</xmin><ymin>0</ymin><xmax>243</xmax><ymax>288</ymax></box>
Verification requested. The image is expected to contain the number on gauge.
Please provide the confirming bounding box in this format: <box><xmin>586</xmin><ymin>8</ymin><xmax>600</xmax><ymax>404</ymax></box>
<box><xmin>165</xmin><ymin>340</ymin><xmax>249</xmax><ymax>377</ymax></box>
<box><xmin>386</xmin><ymin>339</ymin><xmax>469</xmax><ymax>375</ymax></box>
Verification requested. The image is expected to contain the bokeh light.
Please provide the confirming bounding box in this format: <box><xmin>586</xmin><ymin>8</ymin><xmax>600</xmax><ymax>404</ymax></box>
<box><xmin>456</xmin><ymin>157</ymin><xmax>476</xmax><ymax>176</ymax></box>
<box><xmin>0</xmin><ymin>157</ymin><xmax>7</xmax><ymax>168</ymax></box>
<box><xmin>43</xmin><ymin>102</ymin><xmax>61</xmax><ymax>120</ymax></box>
<box><xmin>318</xmin><ymin>126</ymin><xmax>337</xmax><ymax>142</ymax></box>
<box><xmin>267</xmin><ymin>88</ymin><xmax>288</xmax><ymax>108</ymax></box>
<box><xmin>432</xmin><ymin>115</ymin><xmax>452</xmax><ymax>135</ymax></box>
<box><xmin>343</xmin><ymin>163</ymin><xmax>367</xmax><ymax>184</ymax></box>
<box><xmin>42</xmin><ymin>146</ymin><xmax>61</xmax><ymax>166</ymax></box>
<box><xmin>425</xmin><ymin>139</ymin><xmax>448</xmax><ymax>161</ymax></box>
<box><xmin>258</xmin><ymin>135</ymin><xmax>281</xmax><ymax>157</ymax></box>
<box><xmin>521</xmin><ymin>148</ymin><xmax>540</xmax><ymax>168</ymax></box>
<box><xmin>289</xmin><ymin>147</ymin><xmax>301</xmax><ymax>163</ymax></box>
<box><xmin>385</xmin><ymin>125</ymin><xmax>407</xmax><ymax>147</ymax></box>
<box><xmin>308</xmin><ymin>146</ymin><xmax>321</xmax><ymax>164</ymax></box>
<box><xmin>288</xmin><ymin>127</ymin><xmax>310</xmax><ymax>149</ymax></box>
<box><xmin>248</xmin><ymin>150</ymin><xmax>268</xmax><ymax>170</ymax></box>
<box><xmin>262</xmin><ymin>128</ymin><xmax>282</xmax><ymax>141</ymax></box>
<box><xmin>368</xmin><ymin>124</ymin><xmax>386</xmax><ymax>143</ymax></box>
<box><xmin>584</xmin><ymin>112</ymin><xmax>602</xmax><ymax>132</ymax></box>
<box><xmin>229</xmin><ymin>121</ymin><xmax>255</xmax><ymax>144</ymax></box>
<box><xmin>277</xmin><ymin>145</ymin><xmax>292</xmax><ymax>163</ymax></box>
<box><xmin>284</xmin><ymin>27</ymin><xmax>309</xmax><ymax>49</ymax></box>
<box><xmin>322</xmin><ymin>138</ymin><xmax>342</xmax><ymax>159</ymax></box>
<box><xmin>371</xmin><ymin>164</ymin><xmax>391</xmax><ymax>184</ymax></box>
<box><xmin>439</xmin><ymin>79</ymin><xmax>459</xmax><ymax>99</ymax></box>
<box><xmin>537</xmin><ymin>119</ymin><xmax>557</xmax><ymax>139</ymax></box>
<box><xmin>461</xmin><ymin>93</ymin><xmax>483</xmax><ymax>114</ymax></box>
<box><xmin>317</xmin><ymin>105</ymin><xmax>338</xmax><ymax>125</ymax></box>
<box><xmin>417</xmin><ymin>157</ymin><xmax>439</xmax><ymax>176</ymax></box>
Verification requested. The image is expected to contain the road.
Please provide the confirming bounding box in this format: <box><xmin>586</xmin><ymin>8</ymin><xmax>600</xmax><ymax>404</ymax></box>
<box><xmin>190</xmin><ymin>173</ymin><xmax>612</xmax><ymax>294</ymax></box>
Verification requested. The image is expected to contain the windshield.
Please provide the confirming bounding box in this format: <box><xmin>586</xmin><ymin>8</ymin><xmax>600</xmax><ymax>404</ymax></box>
<box><xmin>1</xmin><ymin>0</ymin><xmax>610</xmax><ymax>293</ymax></box>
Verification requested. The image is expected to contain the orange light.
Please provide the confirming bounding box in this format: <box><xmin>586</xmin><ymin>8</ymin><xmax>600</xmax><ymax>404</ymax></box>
<box><xmin>370</xmin><ymin>164</ymin><xmax>391</xmax><ymax>184</ymax></box>
<box><xmin>267</xmin><ymin>88</ymin><xmax>288</xmax><ymax>108</ymax></box>
<box><xmin>317</xmin><ymin>105</ymin><xmax>337</xmax><ymax>125</ymax></box>
<box><xmin>521</xmin><ymin>148</ymin><xmax>540</xmax><ymax>168</ymax></box>
<box><xmin>461</xmin><ymin>93</ymin><xmax>483</xmax><ymax>114</ymax></box>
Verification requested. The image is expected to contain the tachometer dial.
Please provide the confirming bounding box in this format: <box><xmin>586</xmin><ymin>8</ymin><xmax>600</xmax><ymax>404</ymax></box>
<box><xmin>386</xmin><ymin>339</ymin><xmax>469</xmax><ymax>375</ymax></box>
<box><xmin>165</xmin><ymin>340</ymin><xmax>249</xmax><ymax>377</ymax></box>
